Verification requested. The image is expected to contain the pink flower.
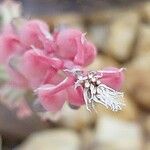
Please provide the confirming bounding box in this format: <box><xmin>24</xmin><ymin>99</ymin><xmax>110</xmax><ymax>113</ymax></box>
<box><xmin>36</xmin><ymin>67</ymin><xmax>124</xmax><ymax>112</ymax></box>
<box><xmin>19</xmin><ymin>20</ymin><xmax>50</xmax><ymax>49</ymax></box>
<box><xmin>0</xmin><ymin>33</ymin><xmax>22</xmax><ymax>63</ymax></box>
<box><xmin>37</xmin><ymin>84</ymin><xmax>67</xmax><ymax>112</ymax></box>
<box><xmin>19</xmin><ymin>48</ymin><xmax>63</xmax><ymax>89</ymax></box>
<box><xmin>0</xmin><ymin>18</ymin><xmax>125</xmax><ymax>114</ymax></box>
<box><xmin>36</xmin><ymin>75</ymin><xmax>76</xmax><ymax>112</ymax></box>
<box><xmin>55</xmin><ymin>29</ymin><xmax>97</xmax><ymax>66</ymax></box>
<box><xmin>38</xmin><ymin>85</ymin><xmax>84</xmax><ymax>112</ymax></box>
<box><xmin>97</xmin><ymin>67</ymin><xmax>125</xmax><ymax>91</ymax></box>
<box><xmin>7</xmin><ymin>48</ymin><xmax>63</xmax><ymax>89</ymax></box>
<box><xmin>66</xmin><ymin>86</ymin><xmax>85</xmax><ymax>106</ymax></box>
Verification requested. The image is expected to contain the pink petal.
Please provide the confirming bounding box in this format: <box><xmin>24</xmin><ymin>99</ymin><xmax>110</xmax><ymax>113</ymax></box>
<box><xmin>43</xmin><ymin>40</ymin><xmax>57</xmax><ymax>54</ymax></box>
<box><xmin>47</xmin><ymin>73</ymin><xmax>65</xmax><ymax>85</ymax></box>
<box><xmin>36</xmin><ymin>76</ymin><xmax>75</xmax><ymax>96</ymax></box>
<box><xmin>67</xmin><ymin>86</ymin><xmax>85</xmax><ymax>106</ymax></box>
<box><xmin>7</xmin><ymin>58</ymin><xmax>28</xmax><ymax>88</ymax></box>
<box><xmin>38</xmin><ymin>85</ymin><xmax>66</xmax><ymax>112</ymax></box>
<box><xmin>20</xmin><ymin>49</ymin><xmax>57</xmax><ymax>88</ymax></box>
<box><xmin>48</xmin><ymin>57</ymin><xmax>63</xmax><ymax>69</ymax></box>
<box><xmin>0</xmin><ymin>34</ymin><xmax>22</xmax><ymax>63</ymax></box>
<box><xmin>55</xmin><ymin>29</ymin><xmax>82</xmax><ymax>59</ymax></box>
<box><xmin>19</xmin><ymin>20</ymin><xmax>49</xmax><ymax>48</ymax></box>
<box><xmin>83</xmin><ymin>41</ymin><xmax>97</xmax><ymax>66</ymax></box>
<box><xmin>74</xmin><ymin>40</ymin><xmax>96</xmax><ymax>66</ymax></box>
<box><xmin>98</xmin><ymin>67</ymin><xmax>125</xmax><ymax>90</ymax></box>
<box><xmin>73</xmin><ymin>36</ymin><xmax>85</xmax><ymax>65</ymax></box>
<box><xmin>56</xmin><ymin>29</ymin><xmax>96</xmax><ymax>66</ymax></box>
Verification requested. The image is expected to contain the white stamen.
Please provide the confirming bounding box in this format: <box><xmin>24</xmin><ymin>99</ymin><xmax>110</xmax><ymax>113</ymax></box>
<box><xmin>91</xmin><ymin>77</ymin><xmax>96</xmax><ymax>82</ymax></box>
<box><xmin>85</xmin><ymin>81</ymin><xmax>90</xmax><ymax>88</ymax></box>
<box><xmin>96</xmin><ymin>80</ymin><xmax>101</xmax><ymax>85</ymax></box>
<box><xmin>74</xmin><ymin>69</ymin><xmax>125</xmax><ymax>112</ymax></box>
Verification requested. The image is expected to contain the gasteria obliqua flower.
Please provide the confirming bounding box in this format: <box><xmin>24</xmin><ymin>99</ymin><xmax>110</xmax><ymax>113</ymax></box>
<box><xmin>0</xmin><ymin>18</ymin><xmax>125</xmax><ymax>117</ymax></box>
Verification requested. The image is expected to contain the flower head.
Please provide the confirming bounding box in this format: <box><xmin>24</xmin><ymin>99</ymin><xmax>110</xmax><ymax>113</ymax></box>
<box><xmin>0</xmin><ymin>18</ymin><xmax>125</xmax><ymax>116</ymax></box>
<box><xmin>36</xmin><ymin>67</ymin><xmax>125</xmax><ymax>112</ymax></box>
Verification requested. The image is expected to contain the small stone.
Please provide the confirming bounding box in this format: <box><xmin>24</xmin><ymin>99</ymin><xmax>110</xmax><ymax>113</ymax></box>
<box><xmin>126</xmin><ymin>52</ymin><xmax>150</xmax><ymax>110</ymax></box>
<box><xmin>58</xmin><ymin>104</ymin><xmax>96</xmax><ymax>130</ymax></box>
<box><xmin>143</xmin><ymin>115</ymin><xmax>150</xmax><ymax>135</ymax></box>
<box><xmin>88</xmin><ymin>24</ymin><xmax>109</xmax><ymax>50</ymax></box>
<box><xmin>146</xmin><ymin>142</ymin><xmax>150</xmax><ymax>150</ymax></box>
<box><xmin>105</xmin><ymin>12</ymin><xmax>140</xmax><ymax>62</ymax></box>
<box><xmin>94</xmin><ymin>115</ymin><xmax>143</xmax><ymax>150</ymax></box>
<box><xmin>81</xmin><ymin>129</ymin><xmax>95</xmax><ymax>150</ymax></box>
<box><xmin>117</xmin><ymin>94</ymin><xmax>139</xmax><ymax>121</ymax></box>
<box><xmin>0</xmin><ymin>135</ymin><xmax>1</xmax><ymax>150</ymax></box>
<box><xmin>130</xmin><ymin>51</ymin><xmax>150</xmax><ymax>70</ymax></box>
<box><xmin>17</xmin><ymin>129</ymin><xmax>80</xmax><ymax>150</ymax></box>
<box><xmin>87</xmin><ymin>54</ymin><xmax>118</xmax><ymax>71</ymax></box>
<box><xmin>126</xmin><ymin>69</ymin><xmax>150</xmax><ymax>110</ymax></box>
<box><xmin>135</xmin><ymin>25</ymin><xmax>150</xmax><ymax>56</ymax></box>
<box><xmin>140</xmin><ymin>2</ymin><xmax>150</xmax><ymax>23</ymax></box>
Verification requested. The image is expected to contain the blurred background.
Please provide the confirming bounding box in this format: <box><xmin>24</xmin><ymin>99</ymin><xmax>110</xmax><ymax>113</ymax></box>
<box><xmin>0</xmin><ymin>0</ymin><xmax>150</xmax><ymax>149</ymax></box>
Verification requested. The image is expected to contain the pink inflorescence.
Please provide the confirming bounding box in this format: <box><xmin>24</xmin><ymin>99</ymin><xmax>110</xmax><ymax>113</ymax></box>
<box><xmin>0</xmin><ymin>19</ymin><xmax>125</xmax><ymax>114</ymax></box>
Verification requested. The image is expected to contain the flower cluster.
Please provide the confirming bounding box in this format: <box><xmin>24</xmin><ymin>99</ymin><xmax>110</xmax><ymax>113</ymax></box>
<box><xmin>0</xmin><ymin>19</ymin><xmax>124</xmax><ymax>114</ymax></box>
